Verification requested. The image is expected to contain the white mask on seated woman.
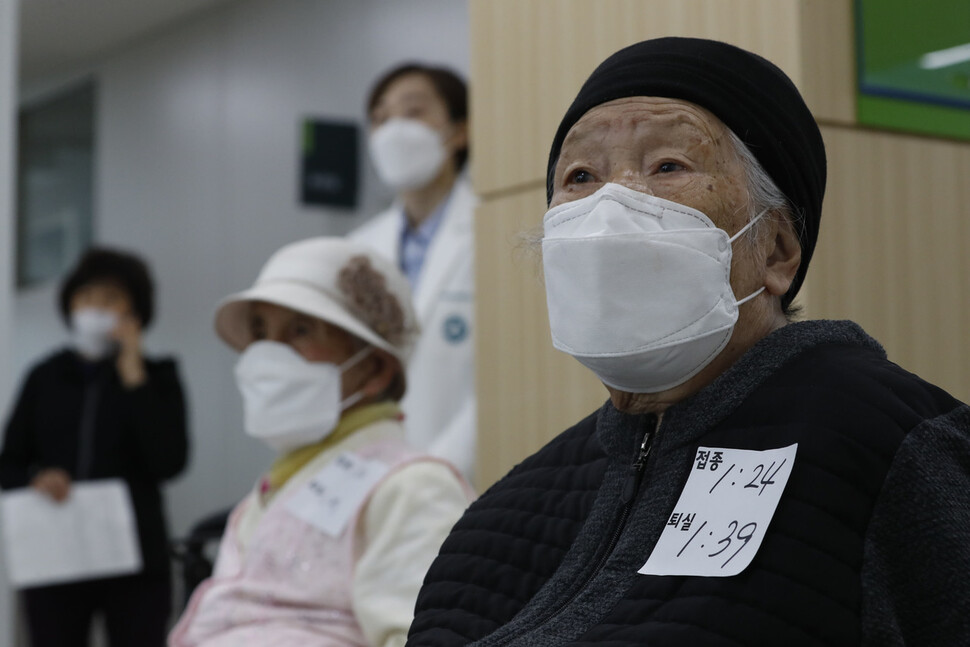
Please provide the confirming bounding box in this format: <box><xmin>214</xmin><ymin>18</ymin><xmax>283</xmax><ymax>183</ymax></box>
<box><xmin>234</xmin><ymin>341</ymin><xmax>372</xmax><ymax>452</ymax></box>
<box><xmin>541</xmin><ymin>182</ymin><xmax>765</xmax><ymax>394</ymax></box>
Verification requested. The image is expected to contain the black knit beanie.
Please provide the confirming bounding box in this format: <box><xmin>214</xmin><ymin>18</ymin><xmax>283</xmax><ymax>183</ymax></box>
<box><xmin>546</xmin><ymin>37</ymin><xmax>826</xmax><ymax>309</ymax></box>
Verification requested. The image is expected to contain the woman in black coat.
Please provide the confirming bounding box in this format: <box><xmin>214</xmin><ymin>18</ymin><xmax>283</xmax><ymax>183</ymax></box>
<box><xmin>0</xmin><ymin>247</ymin><xmax>189</xmax><ymax>647</ymax></box>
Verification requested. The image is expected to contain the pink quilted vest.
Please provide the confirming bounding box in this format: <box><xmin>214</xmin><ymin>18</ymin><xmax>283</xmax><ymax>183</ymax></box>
<box><xmin>169</xmin><ymin>436</ymin><xmax>435</xmax><ymax>647</ymax></box>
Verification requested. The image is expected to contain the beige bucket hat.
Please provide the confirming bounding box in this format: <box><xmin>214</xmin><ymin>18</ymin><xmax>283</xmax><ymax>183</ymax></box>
<box><xmin>214</xmin><ymin>237</ymin><xmax>419</xmax><ymax>368</ymax></box>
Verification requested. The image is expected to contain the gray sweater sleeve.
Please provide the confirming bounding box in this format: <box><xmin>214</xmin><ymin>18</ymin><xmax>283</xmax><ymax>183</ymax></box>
<box><xmin>862</xmin><ymin>405</ymin><xmax>970</xmax><ymax>646</ymax></box>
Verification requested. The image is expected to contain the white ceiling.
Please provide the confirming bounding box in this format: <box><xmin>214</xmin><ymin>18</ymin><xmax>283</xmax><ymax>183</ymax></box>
<box><xmin>18</xmin><ymin>0</ymin><xmax>240</xmax><ymax>84</ymax></box>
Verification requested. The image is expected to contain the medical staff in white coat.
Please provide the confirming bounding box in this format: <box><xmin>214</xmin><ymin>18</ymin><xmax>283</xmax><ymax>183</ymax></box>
<box><xmin>350</xmin><ymin>63</ymin><xmax>477</xmax><ymax>484</ymax></box>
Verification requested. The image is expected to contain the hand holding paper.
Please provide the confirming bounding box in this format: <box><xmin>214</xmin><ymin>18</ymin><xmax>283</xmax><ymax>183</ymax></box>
<box><xmin>0</xmin><ymin>479</ymin><xmax>142</xmax><ymax>588</ymax></box>
<box><xmin>30</xmin><ymin>467</ymin><xmax>72</xmax><ymax>502</ymax></box>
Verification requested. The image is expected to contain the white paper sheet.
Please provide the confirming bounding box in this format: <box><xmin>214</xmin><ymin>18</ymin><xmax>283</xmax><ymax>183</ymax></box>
<box><xmin>285</xmin><ymin>452</ymin><xmax>390</xmax><ymax>537</ymax></box>
<box><xmin>0</xmin><ymin>479</ymin><xmax>142</xmax><ymax>588</ymax></box>
<box><xmin>639</xmin><ymin>444</ymin><xmax>798</xmax><ymax>577</ymax></box>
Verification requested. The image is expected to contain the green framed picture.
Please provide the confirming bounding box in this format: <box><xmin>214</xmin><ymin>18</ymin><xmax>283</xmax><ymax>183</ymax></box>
<box><xmin>857</xmin><ymin>0</ymin><xmax>970</xmax><ymax>140</ymax></box>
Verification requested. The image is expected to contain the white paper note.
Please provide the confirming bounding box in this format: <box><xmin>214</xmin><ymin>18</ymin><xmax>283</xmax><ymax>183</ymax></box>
<box><xmin>285</xmin><ymin>452</ymin><xmax>390</xmax><ymax>537</ymax></box>
<box><xmin>0</xmin><ymin>479</ymin><xmax>142</xmax><ymax>588</ymax></box>
<box><xmin>639</xmin><ymin>444</ymin><xmax>798</xmax><ymax>578</ymax></box>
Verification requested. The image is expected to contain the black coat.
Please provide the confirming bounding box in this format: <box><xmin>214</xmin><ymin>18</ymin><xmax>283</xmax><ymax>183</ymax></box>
<box><xmin>0</xmin><ymin>349</ymin><xmax>189</xmax><ymax>576</ymax></box>
<box><xmin>408</xmin><ymin>321</ymin><xmax>970</xmax><ymax>646</ymax></box>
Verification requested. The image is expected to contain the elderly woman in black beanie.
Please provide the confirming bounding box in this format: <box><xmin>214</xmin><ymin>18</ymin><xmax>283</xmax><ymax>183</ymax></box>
<box><xmin>0</xmin><ymin>247</ymin><xmax>188</xmax><ymax>647</ymax></box>
<box><xmin>407</xmin><ymin>38</ymin><xmax>970</xmax><ymax>646</ymax></box>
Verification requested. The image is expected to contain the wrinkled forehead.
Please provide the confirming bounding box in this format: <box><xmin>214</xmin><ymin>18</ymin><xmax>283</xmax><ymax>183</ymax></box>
<box><xmin>560</xmin><ymin>97</ymin><xmax>731</xmax><ymax>154</ymax></box>
<box><xmin>554</xmin><ymin>97</ymin><xmax>739</xmax><ymax>185</ymax></box>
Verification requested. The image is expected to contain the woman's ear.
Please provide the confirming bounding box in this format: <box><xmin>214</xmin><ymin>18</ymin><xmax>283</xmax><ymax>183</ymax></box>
<box><xmin>763</xmin><ymin>214</ymin><xmax>802</xmax><ymax>297</ymax></box>
<box><xmin>361</xmin><ymin>349</ymin><xmax>402</xmax><ymax>399</ymax></box>
<box><xmin>447</xmin><ymin>120</ymin><xmax>469</xmax><ymax>159</ymax></box>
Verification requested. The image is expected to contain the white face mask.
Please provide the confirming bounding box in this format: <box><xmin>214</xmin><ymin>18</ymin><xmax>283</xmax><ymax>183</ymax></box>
<box><xmin>368</xmin><ymin>118</ymin><xmax>447</xmax><ymax>191</ymax></box>
<box><xmin>541</xmin><ymin>182</ymin><xmax>765</xmax><ymax>394</ymax></box>
<box><xmin>71</xmin><ymin>308</ymin><xmax>119</xmax><ymax>360</ymax></box>
<box><xmin>234</xmin><ymin>341</ymin><xmax>372</xmax><ymax>453</ymax></box>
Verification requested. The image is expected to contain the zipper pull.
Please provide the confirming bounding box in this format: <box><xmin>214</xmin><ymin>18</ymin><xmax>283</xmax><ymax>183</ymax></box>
<box><xmin>621</xmin><ymin>414</ymin><xmax>657</xmax><ymax>504</ymax></box>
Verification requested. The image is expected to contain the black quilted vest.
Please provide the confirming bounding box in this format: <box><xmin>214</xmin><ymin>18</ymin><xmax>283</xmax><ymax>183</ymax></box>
<box><xmin>408</xmin><ymin>321</ymin><xmax>963</xmax><ymax>646</ymax></box>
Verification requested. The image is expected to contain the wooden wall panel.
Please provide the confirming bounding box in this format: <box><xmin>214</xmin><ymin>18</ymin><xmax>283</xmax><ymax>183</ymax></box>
<box><xmin>474</xmin><ymin>186</ymin><xmax>609</xmax><ymax>484</ymax></box>
<box><xmin>802</xmin><ymin>126</ymin><xmax>970</xmax><ymax>400</ymax></box>
<box><xmin>799</xmin><ymin>0</ymin><xmax>855</xmax><ymax>124</ymax></box>
<box><xmin>469</xmin><ymin>0</ymin><xmax>857</xmax><ymax>198</ymax></box>
<box><xmin>470</xmin><ymin>0</ymin><xmax>809</xmax><ymax>197</ymax></box>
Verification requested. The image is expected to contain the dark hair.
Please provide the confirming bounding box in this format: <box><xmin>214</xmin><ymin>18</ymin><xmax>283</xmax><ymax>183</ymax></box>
<box><xmin>367</xmin><ymin>62</ymin><xmax>469</xmax><ymax>171</ymax></box>
<box><xmin>59</xmin><ymin>247</ymin><xmax>155</xmax><ymax>328</ymax></box>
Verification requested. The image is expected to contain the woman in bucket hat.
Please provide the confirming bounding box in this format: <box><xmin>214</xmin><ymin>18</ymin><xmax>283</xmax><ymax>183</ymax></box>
<box><xmin>169</xmin><ymin>237</ymin><xmax>473</xmax><ymax>647</ymax></box>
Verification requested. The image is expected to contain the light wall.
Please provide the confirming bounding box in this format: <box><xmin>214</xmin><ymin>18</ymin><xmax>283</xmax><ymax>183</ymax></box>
<box><xmin>0</xmin><ymin>5</ymin><xmax>19</xmax><ymax>646</ymax></box>
<box><xmin>8</xmin><ymin>0</ymin><xmax>470</xmax><ymax>541</ymax></box>
<box><xmin>470</xmin><ymin>0</ymin><xmax>970</xmax><ymax>486</ymax></box>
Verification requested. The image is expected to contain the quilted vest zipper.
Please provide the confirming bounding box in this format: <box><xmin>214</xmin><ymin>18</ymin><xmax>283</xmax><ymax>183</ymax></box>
<box><xmin>497</xmin><ymin>413</ymin><xmax>659</xmax><ymax>645</ymax></box>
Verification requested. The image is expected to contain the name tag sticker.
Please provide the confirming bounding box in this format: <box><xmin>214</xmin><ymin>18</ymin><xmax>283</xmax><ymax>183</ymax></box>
<box><xmin>284</xmin><ymin>452</ymin><xmax>390</xmax><ymax>537</ymax></box>
<box><xmin>638</xmin><ymin>444</ymin><xmax>797</xmax><ymax>578</ymax></box>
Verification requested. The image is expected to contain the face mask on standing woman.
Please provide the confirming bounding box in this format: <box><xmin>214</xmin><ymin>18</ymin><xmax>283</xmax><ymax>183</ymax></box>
<box><xmin>368</xmin><ymin>117</ymin><xmax>448</xmax><ymax>191</ymax></box>
<box><xmin>71</xmin><ymin>308</ymin><xmax>119</xmax><ymax>360</ymax></box>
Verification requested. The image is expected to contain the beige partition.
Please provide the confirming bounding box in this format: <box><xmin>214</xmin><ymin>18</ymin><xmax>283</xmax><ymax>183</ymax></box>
<box><xmin>476</xmin><ymin>188</ymin><xmax>608</xmax><ymax>473</ymax></box>
<box><xmin>809</xmin><ymin>125</ymin><xmax>970</xmax><ymax>395</ymax></box>
<box><xmin>469</xmin><ymin>0</ymin><xmax>855</xmax><ymax>197</ymax></box>
<box><xmin>471</xmin><ymin>0</ymin><xmax>970</xmax><ymax>487</ymax></box>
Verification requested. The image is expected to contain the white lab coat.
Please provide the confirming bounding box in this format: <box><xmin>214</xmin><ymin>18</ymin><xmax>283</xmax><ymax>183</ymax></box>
<box><xmin>348</xmin><ymin>177</ymin><xmax>477</xmax><ymax>483</ymax></box>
